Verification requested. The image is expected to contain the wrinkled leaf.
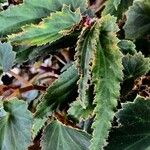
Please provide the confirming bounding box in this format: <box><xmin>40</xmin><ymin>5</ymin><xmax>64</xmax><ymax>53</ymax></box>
<box><xmin>124</xmin><ymin>0</ymin><xmax>150</xmax><ymax>39</ymax></box>
<box><xmin>90</xmin><ymin>15</ymin><xmax>123</xmax><ymax>150</ymax></box>
<box><xmin>106</xmin><ymin>96</ymin><xmax>150</xmax><ymax>150</ymax></box>
<box><xmin>75</xmin><ymin>25</ymin><xmax>97</xmax><ymax>108</ymax></box>
<box><xmin>118</xmin><ymin>40</ymin><xmax>136</xmax><ymax>55</ymax></box>
<box><xmin>123</xmin><ymin>52</ymin><xmax>150</xmax><ymax>80</ymax></box>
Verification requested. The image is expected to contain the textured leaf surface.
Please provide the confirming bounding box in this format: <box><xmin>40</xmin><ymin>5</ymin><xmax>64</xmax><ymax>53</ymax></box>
<box><xmin>102</xmin><ymin>0</ymin><xmax>133</xmax><ymax>19</ymax></box>
<box><xmin>9</xmin><ymin>5</ymin><xmax>81</xmax><ymax>46</ymax></box>
<box><xmin>118</xmin><ymin>40</ymin><xmax>136</xmax><ymax>55</ymax></box>
<box><xmin>124</xmin><ymin>0</ymin><xmax>150</xmax><ymax>39</ymax></box>
<box><xmin>90</xmin><ymin>15</ymin><xmax>123</xmax><ymax>150</ymax></box>
<box><xmin>76</xmin><ymin>25</ymin><xmax>97</xmax><ymax>108</ymax></box>
<box><xmin>35</xmin><ymin>64</ymin><xmax>78</xmax><ymax>118</ymax></box>
<box><xmin>68</xmin><ymin>100</ymin><xmax>94</xmax><ymax>120</ymax></box>
<box><xmin>41</xmin><ymin>120</ymin><xmax>91</xmax><ymax>150</ymax></box>
<box><xmin>123</xmin><ymin>52</ymin><xmax>150</xmax><ymax>80</ymax></box>
<box><xmin>0</xmin><ymin>42</ymin><xmax>16</xmax><ymax>72</ymax></box>
<box><xmin>0</xmin><ymin>99</ymin><xmax>33</xmax><ymax>150</ymax></box>
<box><xmin>32</xmin><ymin>118</ymin><xmax>47</xmax><ymax>139</ymax></box>
<box><xmin>0</xmin><ymin>0</ymin><xmax>87</xmax><ymax>35</ymax></box>
<box><xmin>106</xmin><ymin>96</ymin><xmax>150</xmax><ymax>150</ymax></box>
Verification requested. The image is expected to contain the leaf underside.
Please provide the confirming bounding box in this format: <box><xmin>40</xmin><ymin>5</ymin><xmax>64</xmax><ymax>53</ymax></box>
<box><xmin>75</xmin><ymin>25</ymin><xmax>97</xmax><ymax>108</ymax></box>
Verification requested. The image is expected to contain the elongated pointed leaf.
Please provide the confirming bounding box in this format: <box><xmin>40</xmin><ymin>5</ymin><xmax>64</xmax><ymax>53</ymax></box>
<box><xmin>75</xmin><ymin>25</ymin><xmax>97</xmax><ymax>108</ymax></box>
<box><xmin>35</xmin><ymin>64</ymin><xmax>78</xmax><ymax>118</ymax></box>
<box><xmin>9</xmin><ymin>5</ymin><xmax>81</xmax><ymax>46</ymax></box>
<box><xmin>41</xmin><ymin>120</ymin><xmax>91</xmax><ymax>150</ymax></box>
<box><xmin>106</xmin><ymin>96</ymin><xmax>150</xmax><ymax>150</ymax></box>
<box><xmin>123</xmin><ymin>52</ymin><xmax>150</xmax><ymax>80</ymax></box>
<box><xmin>0</xmin><ymin>99</ymin><xmax>33</xmax><ymax>150</ymax></box>
<box><xmin>0</xmin><ymin>0</ymin><xmax>87</xmax><ymax>35</ymax></box>
<box><xmin>90</xmin><ymin>15</ymin><xmax>123</xmax><ymax>150</ymax></box>
<box><xmin>0</xmin><ymin>42</ymin><xmax>16</xmax><ymax>72</ymax></box>
<box><xmin>124</xmin><ymin>0</ymin><xmax>150</xmax><ymax>39</ymax></box>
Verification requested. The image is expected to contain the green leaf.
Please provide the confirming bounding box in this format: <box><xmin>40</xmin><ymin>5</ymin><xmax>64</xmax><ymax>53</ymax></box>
<box><xmin>0</xmin><ymin>0</ymin><xmax>87</xmax><ymax>35</ymax></box>
<box><xmin>106</xmin><ymin>96</ymin><xmax>150</xmax><ymax>150</ymax></box>
<box><xmin>118</xmin><ymin>40</ymin><xmax>136</xmax><ymax>55</ymax></box>
<box><xmin>8</xmin><ymin>5</ymin><xmax>81</xmax><ymax>46</ymax></box>
<box><xmin>0</xmin><ymin>0</ymin><xmax>6</xmax><ymax>3</ymax></box>
<box><xmin>35</xmin><ymin>64</ymin><xmax>78</xmax><ymax>118</ymax></box>
<box><xmin>15</xmin><ymin>31</ymin><xmax>80</xmax><ymax>63</ymax></box>
<box><xmin>123</xmin><ymin>52</ymin><xmax>150</xmax><ymax>80</ymax></box>
<box><xmin>14</xmin><ymin>44</ymin><xmax>57</xmax><ymax>63</ymax></box>
<box><xmin>75</xmin><ymin>25</ymin><xmax>97</xmax><ymax>108</ymax></box>
<box><xmin>0</xmin><ymin>98</ymin><xmax>33</xmax><ymax>150</ymax></box>
<box><xmin>41</xmin><ymin>120</ymin><xmax>91</xmax><ymax>150</ymax></box>
<box><xmin>90</xmin><ymin>15</ymin><xmax>123</xmax><ymax>150</ymax></box>
<box><xmin>14</xmin><ymin>44</ymin><xmax>53</xmax><ymax>63</ymax></box>
<box><xmin>124</xmin><ymin>0</ymin><xmax>150</xmax><ymax>39</ymax></box>
<box><xmin>102</xmin><ymin>0</ymin><xmax>134</xmax><ymax>19</ymax></box>
<box><xmin>13</xmin><ymin>45</ymin><xmax>32</xmax><ymax>63</ymax></box>
<box><xmin>68</xmin><ymin>100</ymin><xmax>94</xmax><ymax>120</ymax></box>
<box><xmin>0</xmin><ymin>42</ymin><xmax>16</xmax><ymax>72</ymax></box>
<box><xmin>113</xmin><ymin>0</ymin><xmax>121</xmax><ymax>10</ymax></box>
<box><xmin>32</xmin><ymin>118</ymin><xmax>47</xmax><ymax>139</ymax></box>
